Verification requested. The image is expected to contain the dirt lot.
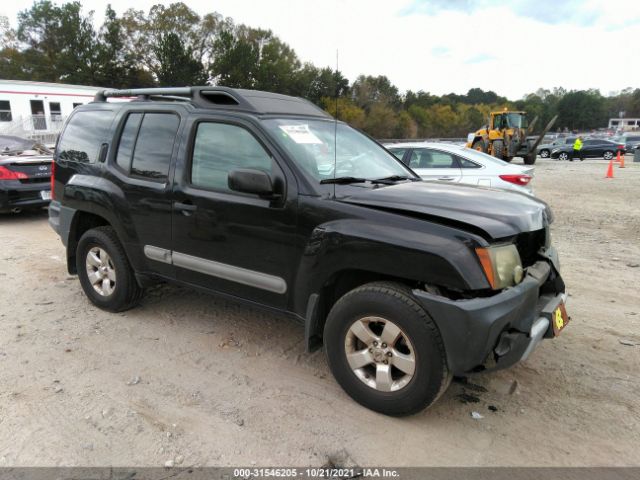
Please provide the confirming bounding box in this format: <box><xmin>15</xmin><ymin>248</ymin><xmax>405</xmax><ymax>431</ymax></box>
<box><xmin>0</xmin><ymin>157</ymin><xmax>639</xmax><ymax>467</ymax></box>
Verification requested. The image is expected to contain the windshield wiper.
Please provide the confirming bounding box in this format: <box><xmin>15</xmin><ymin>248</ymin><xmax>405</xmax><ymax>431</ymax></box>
<box><xmin>373</xmin><ymin>175</ymin><xmax>416</xmax><ymax>183</ymax></box>
<box><xmin>320</xmin><ymin>175</ymin><xmax>414</xmax><ymax>186</ymax></box>
<box><xmin>320</xmin><ymin>176</ymin><xmax>368</xmax><ymax>185</ymax></box>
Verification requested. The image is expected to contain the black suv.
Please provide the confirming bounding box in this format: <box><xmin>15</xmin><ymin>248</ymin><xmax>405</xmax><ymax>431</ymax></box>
<box><xmin>49</xmin><ymin>87</ymin><xmax>568</xmax><ymax>416</ymax></box>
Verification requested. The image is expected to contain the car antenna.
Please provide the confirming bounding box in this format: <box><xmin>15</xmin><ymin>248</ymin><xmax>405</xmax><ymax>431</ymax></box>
<box><xmin>332</xmin><ymin>49</ymin><xmax>339</xmax><ymax>199</ymax></box>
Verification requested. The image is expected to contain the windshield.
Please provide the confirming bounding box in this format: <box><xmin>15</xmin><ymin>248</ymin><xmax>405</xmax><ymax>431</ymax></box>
<box><xmin>263</xmin><ymin>119</ymin><xmax>413</xmax><ymax>182</ymax></box>
<box><xmin>506</xmin><ymin>113</ymin><xmax>528</xmax><ymax>129</ymax></box>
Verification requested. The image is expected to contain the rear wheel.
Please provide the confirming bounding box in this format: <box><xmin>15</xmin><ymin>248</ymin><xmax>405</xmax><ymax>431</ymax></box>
<box><xmin>76</xmin><ymin>226</ymin><xmax>144</xmax><ymax>312</ymax></box>
<box><xmin>491</xmin><ymin>140</ymin><xmax>504</xmax><ymax>160</ymax></box>
<box><xmin>471</xmin><ymin>139</ymin><xmax>487</xmax><ymax>153</ymax></box>
<box><xmin>324</xmin><ymin>282</ymin><xmax>451</xmax><ymax>416</ymax></box>
<box><xmin>539</xmin><ymin>149</ymin><xmax>550</xmax><ymax>158</ymax></box>
<box><xmin>603</xmin><ymin>150</ymin><xmax>614</xmax><ymax>160</ymax></box>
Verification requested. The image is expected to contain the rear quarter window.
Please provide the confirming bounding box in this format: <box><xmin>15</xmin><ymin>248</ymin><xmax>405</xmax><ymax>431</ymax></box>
<box><xmin>57</xmin><ymin>110</ymin><xmax>115</xmax><ymax>163</ymax></box>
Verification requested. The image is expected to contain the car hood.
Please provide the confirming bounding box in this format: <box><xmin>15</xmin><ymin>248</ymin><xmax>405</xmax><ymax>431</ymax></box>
<box><xmin>338</xmin><ymin>181</ymin><xmax>551</xmax><ymax>239</ymax></box>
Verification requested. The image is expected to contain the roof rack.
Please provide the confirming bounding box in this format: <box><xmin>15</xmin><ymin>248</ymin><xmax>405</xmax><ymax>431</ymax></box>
<box><xmin>93</xmin><ymin>86</ymin><xmax>331</xmax><ymax>118</ymax></box>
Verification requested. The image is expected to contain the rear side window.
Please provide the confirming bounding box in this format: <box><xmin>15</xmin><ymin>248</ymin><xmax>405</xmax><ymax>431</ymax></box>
<box><xmin>115</xmin><ymin>113</ymin><xmax>143</xmax><ymax>172</ymax></box>
<box><xmin>389</xmin><ymin>148</ymin><xmax>406</xmax><ymax>161</ymax></box>
<box><xmin>57</xmin><ymin>110</ymin><xmax>115</xmax><ymax>163</ymax></box>
<box><xmin>458</xmin><ymin>157</ymin><xmax>481</xmax><ymax>168</ymax></box>
<box><xmin>191</xmin><ymin>122</ymin><xmax>272</xmax><ymax>192</ymax></box>
<box><xmin>409</xmin><ymin>149</ymin><xmax>458</xmax><ymax>169</ymax></box>
<box><xmin>115</xmin><ymin>112</ymin><xmax>180</xmax><ymax>181</ymax></box>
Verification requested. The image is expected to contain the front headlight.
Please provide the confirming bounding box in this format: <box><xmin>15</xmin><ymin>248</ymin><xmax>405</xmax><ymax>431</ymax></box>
<box><xmin>475</xmin><ymin>244</ymin><xmax>523</xmax><ymax>290</ymax></box>
<box><xmin>551</xmin><ymin>148</ymin><xmax>560</xmax><ymax>153</ymax></box>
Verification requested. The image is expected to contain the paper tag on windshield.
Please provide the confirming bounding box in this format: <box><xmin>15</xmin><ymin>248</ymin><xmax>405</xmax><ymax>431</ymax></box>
<box><xmin>279</xmin><ymin>124</ymin><xmax>323</xmax><ymax>144</ymax></box>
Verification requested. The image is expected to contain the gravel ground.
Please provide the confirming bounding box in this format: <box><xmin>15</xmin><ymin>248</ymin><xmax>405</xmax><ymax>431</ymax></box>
<box><xmin>0</xmin><ymin>157</ymin><xmax>638</xmax><ymax>467</ymax></box>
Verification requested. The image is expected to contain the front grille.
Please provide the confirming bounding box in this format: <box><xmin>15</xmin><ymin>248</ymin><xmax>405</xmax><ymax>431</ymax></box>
<box><xmin>515</xmin><ymin>228</ymin><xmax>546</xmax><ymax>267</ymax></box>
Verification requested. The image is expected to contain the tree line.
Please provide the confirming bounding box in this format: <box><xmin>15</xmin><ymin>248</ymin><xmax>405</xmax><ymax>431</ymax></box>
<box><xmin>1</xmin><ymin>1</ymin><xmax>639</xmax><ymax>138</ymax></box>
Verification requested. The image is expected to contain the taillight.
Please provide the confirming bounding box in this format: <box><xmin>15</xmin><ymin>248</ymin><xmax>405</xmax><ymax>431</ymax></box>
<box><xmin>499</xmin><ymin>174</ymin><xmax>532</xmax><ymax>186</ymax></box>
<box><xmin>0</xmin><ymin>165</ymin><xmax>28</xmax><ymax>181</ymax></box>
<box><xmin>617</xmin><ymin>145</ymin><xmax>625</xmax><ymax>150</ymax></box>
<box><xmin>51</xmin><ymin>159</ymin><xmax>56</xmax><ymax>200</ymax></box>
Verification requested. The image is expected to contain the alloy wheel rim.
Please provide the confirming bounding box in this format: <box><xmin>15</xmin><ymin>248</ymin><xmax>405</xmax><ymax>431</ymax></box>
<box><xmin>86</xmin><ymin>247</ymin><xmax>116</xmax><ymax>296</ymax></box>
<box><xmin>344</xmin><ymin>316</ymin><xmax>416</xmax><ymax>392</ymax></box>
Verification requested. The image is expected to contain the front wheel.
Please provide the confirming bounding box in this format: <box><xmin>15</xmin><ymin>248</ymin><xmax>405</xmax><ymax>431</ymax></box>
<box><xmin>471</xmin><ymin>139</ymin><xmax>487</xmax><ymax>153</ymax></box>
<box><xmin>76</xmin><ymin>226</ymin><xmax>144</xmax><ymax>312</ymax></box>
<box><xmin>603</xmin><ymin>150</ymin><xmax>614</xmax><ymax>160</ymax></box>
<box><xmin>324</xmin><ymin>282</ymin><xmax>451</xmax><ymax>416</ymax></box>
<box><xmin>491</xmin><ymin>140</ymin><xmax>504</xmax><ymax>160</ymax></box>
<box><xmin>558</xmin><ymin>152</ymin><xmax>570</xmax><ymax>161</ymax></box>
<box><xmin>524</xmin><ymin>152</ymin><xmax>537</xmax><ymax>165</ymax></box>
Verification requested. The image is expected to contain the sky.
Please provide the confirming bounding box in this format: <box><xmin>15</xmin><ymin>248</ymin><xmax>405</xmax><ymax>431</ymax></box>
<box><xmin>2</xmin><ymin>0</ymin><xmax>639</xmax><ymax>100</ymax></box>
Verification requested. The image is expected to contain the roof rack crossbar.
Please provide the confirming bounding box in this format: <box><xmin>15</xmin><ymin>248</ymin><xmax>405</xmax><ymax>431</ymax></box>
<box><xmin>95</xmin><ymin>87</ymin><xmax>193</xmax><ymax>102</ymax></box>
<box><xmin>90</xmin><ymin>86</ymin><xmax>331</xmax><ymax>118</ymax></box>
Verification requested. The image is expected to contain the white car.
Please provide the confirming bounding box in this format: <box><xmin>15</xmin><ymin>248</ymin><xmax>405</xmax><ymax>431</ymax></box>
<box><xmin>384</xmin><ymin>142</ymin><xmax>535</xmax><ymax>195</ymax></box>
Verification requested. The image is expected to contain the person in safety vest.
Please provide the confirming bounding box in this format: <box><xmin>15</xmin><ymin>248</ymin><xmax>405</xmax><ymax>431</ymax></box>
<box><xmin>572</xmin><ymin>136</ymin><xmax>584</xmax><ymax>161</ymax></box>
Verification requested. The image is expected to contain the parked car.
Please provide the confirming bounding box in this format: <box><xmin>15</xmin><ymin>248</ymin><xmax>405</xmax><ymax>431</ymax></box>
<box><xmin>0</xmin><ymin>136</ymin><xmax>52</xmax><ymax>213</ymax></box>
<box><xmin>49</xmin><ymin>86</ymin><xmax>568</xmax><ymax>416</ymax></box>
<box><xmin>613</xmin><ymin>134</ymin><xmax>640</xmax><ymax>154</ymax></box>
<box><xmin>385</xmin><ymin>142</ymin><xmax>535</xmax><ymax>195</ymax></box>
<box><xmin>550</xmin><ymin>138</ymin><xmax>625</xmax><ymax>160</ymax></box>
<box><xmin>537</xmin><ymin>137</ymin><xmax>576</xmax><ymax>158</ymax></box>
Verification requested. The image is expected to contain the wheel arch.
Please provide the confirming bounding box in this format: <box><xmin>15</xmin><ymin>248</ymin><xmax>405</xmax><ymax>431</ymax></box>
<box><xmin>304</xmin><ymin>268</ymin><xmax>417</xmax><ymax>352</ymax></box>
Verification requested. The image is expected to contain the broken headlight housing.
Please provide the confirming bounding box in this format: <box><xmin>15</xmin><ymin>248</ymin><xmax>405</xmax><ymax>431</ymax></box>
<box><xmin>475</xmin><ymin>244</ymin><xmax>524</xmax><ymax>290</ymax></box>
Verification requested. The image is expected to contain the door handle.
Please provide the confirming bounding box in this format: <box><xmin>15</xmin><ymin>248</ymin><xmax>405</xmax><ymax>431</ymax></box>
<box><xmin>438</xmin><ymin>176</ymin><xmax>456</xmax><ymax>181</ymax></box>
<box><xmin>174</xmin><ymin>201</ymin><xmax>197</xmax><ymax>216</ymax></box>
<box><xmin>97</xmin><ymin>143</ymin><xmax>109</xmax><ymax>163</ymax></box>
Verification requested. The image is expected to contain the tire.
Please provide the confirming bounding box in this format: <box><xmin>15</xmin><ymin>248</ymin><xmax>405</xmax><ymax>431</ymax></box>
<box><xmin>324</xmin><ymin>281</ymin><xmax>451</xmax><ymax>416</ymax></box>
<box><xmin>539</xmin><ymin>149</ymin><xmax>550</xmax><ymax>158</ymax></box>
<box><xmin>603</xmin><ymin>150</ymin><xmax>614</xmax><ymax>160</ymax></box>
<box><xmin>491</xmin><ymin>140</ymin><xmax>504</xmax><ymax>160</ymax></box>
<box><xmin>503</xmin><ymin>156</ymin><xmax>514</xmax><ymax>163</ymax></box>
<box><xmin>524</xmin><ymin>152</ymin><xmax>537</xmax><ymax>165</ymax></box>
<box><xmin>558</xmin><ymin>152</ymin><xmax>570</xmax><ymax>161</ymax></box>
<box><xmin>76</xmin><ymin>226</ymin><xmax>144</xmax><ymax>312</ymax></box>
<box><xmin>471</xmin><ymin>139</ymin><xmax>487</xmax><ymax>153</ymax></box>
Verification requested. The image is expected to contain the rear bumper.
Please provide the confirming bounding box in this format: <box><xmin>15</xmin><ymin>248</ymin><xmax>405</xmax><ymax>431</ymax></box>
<box><xmin>412</xmin><ymin>248</ymin><xmax>565</xmax><ymax>375</ymax></box>
<box><xmin>0</xmin><ymin>181</ymin><xmax>50</xmax><ymax>212</ymax></box>
<box><xmin>48</xmin><ymin>200</ymin><xmax>75</xmax><ymax>247</ymax></box>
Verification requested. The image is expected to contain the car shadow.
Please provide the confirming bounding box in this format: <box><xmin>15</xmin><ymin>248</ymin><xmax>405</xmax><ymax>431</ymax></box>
<box><xmin>0</xmin><ymin>207</ymin><xmax>49</xmax><ymax>224</ymax></box>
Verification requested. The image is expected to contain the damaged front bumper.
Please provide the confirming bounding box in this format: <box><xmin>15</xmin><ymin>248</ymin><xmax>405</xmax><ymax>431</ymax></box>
<box><xmin>412</xmin><ymin>247</ymin><xmax>566</xmax><ymax>375</ymax></box>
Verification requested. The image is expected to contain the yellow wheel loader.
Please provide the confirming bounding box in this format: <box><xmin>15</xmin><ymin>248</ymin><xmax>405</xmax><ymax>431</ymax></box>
<box><xmin>466</xmin><ymin>110</ymin><xmax>557</xmax><ymax>165</ymax></box>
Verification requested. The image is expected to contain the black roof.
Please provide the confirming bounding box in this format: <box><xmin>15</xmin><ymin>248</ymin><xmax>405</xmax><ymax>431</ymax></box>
<box><xmin>94</xmin><ymin>86</ymin><xmax>331</xmax><ymax>119</ymax></box>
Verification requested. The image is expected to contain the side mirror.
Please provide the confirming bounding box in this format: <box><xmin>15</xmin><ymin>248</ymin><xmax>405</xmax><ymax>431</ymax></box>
<box><xmin>228</xmin><ymin>168</ymin><xmax>276</xmax><ymax>197</ymax></box>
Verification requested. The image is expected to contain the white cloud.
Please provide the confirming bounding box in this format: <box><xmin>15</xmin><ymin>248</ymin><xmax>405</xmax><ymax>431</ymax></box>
<box><xmin>2</xmin><ymin>0</ymin><xmax>639</xmax><ymax>99</ymax></box>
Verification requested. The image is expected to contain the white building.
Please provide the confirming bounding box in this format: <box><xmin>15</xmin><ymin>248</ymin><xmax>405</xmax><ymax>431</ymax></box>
<box><xmin>0</xmin><ymin>79</ymin><xmax>101</xmax><ymax>143</ymax></box>
<box><xmin>608</xmin><ymin>117</ymin><xmax>640</xmax><ymax>132</ymax></box>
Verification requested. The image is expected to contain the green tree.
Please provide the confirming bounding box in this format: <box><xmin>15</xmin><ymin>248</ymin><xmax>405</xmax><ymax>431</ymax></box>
<box><xmin>351</xmin><ymin>75</ymin><xmax>401</xmax><ymax>110</ymax></box>
<box><xmin>364</xmin><ymin>103</ymin><xmax>399</xmax><ymax>138</ymax></box>
<box><xmin>16</xmin><ymin>0</ymin><xmax>98</xmax><ymax>84</ymax></box>
<box><xmin>292</xmin><ymin>64</ymin><xmax>349</xmax><ymax>105</ymax></box>
<box><xmin>94</xmin><ymin>5</ymin><xmax>154</xmax><ymax>88</ymax></box>
<box><xmin>322</xmin><ymin>97</ymin><xmax>365</xmax><ymax>129</ymax></box>
<box><xmin>154</xmin><ymin>32</ymin><xmax>207</xmax><ymax>86</ymax></box>
<box><xmin>121</xmin><ymin>3</ymin><xmax>209</xmax><ymax>85</ymax></box>
<box><xmin>556</xmin><ymin>90</ymin><xmax>606</xmax><ymax>130</ymax></box>
<box><xmin>210</xmin><ymin>27</ymin><xmax>258</xmax><ymax>88</ymax></box>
